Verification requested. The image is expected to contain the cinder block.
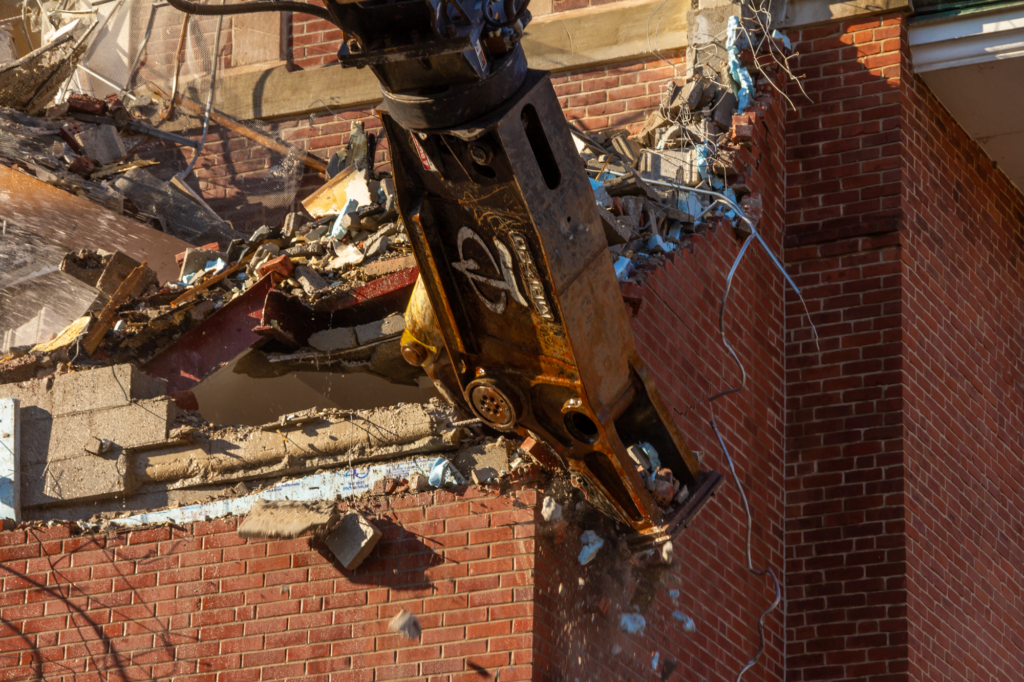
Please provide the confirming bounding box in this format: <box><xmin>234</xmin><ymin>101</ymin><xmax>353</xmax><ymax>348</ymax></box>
<box><xmin>74</xmin><ymin>124</ymin><xmax>127</xmax><ymax>166</ymax></box>
<box><xmin>24</xmin><ymin>453</ymin><xmax>129</xmax><ymax>507</ymax></box>
<box><xmin>0</xmin><ymin>364</ymin><xmax>167</xmax><ymax>418</ymax></box>
<box><xmin>324</xmin><ymin>512</ymin><xmax>381</xmax><ymax>570</ymax></box>
<box><xmin>21</xmin><ymin>397</ymin><xmax>174</xmax><ymax>468</ymax></box>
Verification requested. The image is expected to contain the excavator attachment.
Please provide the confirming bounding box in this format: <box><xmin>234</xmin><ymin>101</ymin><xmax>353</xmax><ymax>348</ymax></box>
<box><xmin>165</xmin><ymin>0</ymin><xmax>724</xmax><ymax>547</ymax></box>
<box><xmin>389</xmin><ymin>70</ymin><xmax>723</xmax><ymax>547</ymax></box>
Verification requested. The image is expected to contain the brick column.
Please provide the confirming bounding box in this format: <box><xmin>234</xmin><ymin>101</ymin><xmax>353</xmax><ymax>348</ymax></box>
<box><xmin>784</xmin><ymin>16</ymin><xmax>908</xmax><ymax>682</ymax></box>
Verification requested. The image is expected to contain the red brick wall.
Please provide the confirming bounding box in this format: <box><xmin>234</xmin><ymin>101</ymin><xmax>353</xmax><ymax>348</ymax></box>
<box><xmin>784</xmin><ymin>16</ymin><xmax>909</xmax><ymax>682</ymax></box>
<box><xmin>0</xmin><ymin>489</ymin><xmax>537</xmax><ymax>682</ymax></box>
<box><xmin>899</xmin><ymin>38</ymin><xmax>1024</xmax><ymax>682</ymax></box>
<box><xmin>530</xmin><ymin>76</ymin><xmax>790</xmax><ymax>681</ymax></box>
<box><xmin>552</xmin><ymin>55</ymin><xmax>683</xmax><ymax>131</ymax></box>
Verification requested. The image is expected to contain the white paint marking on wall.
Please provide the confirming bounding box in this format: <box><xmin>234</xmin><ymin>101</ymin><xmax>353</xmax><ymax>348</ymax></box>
<box><xmin>0</xmin><ymin>398</ymin><xmax>20</xmax><ymax>524</ymax></box>
<box><xmin>80</xmin><ymin>456</ymin><xmax>439</xmax><ymax>530</ymax></box>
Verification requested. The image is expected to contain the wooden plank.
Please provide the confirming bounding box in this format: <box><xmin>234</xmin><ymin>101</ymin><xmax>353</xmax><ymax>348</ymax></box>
<box><xmin>170</xmin><ymin>261</ymin><xmax>247</xmax><ymax>308</ymax></box>
<box><xmin>151</xmin><ymin>85</ymin><xmax>329</xmax><ymax>173</ymax></box>
<box><xmin>213</xmin><ymin>0</ymin><xmax>689</xmax><ymax>121</ymax></box>
<box><xmin>83</xmin><ymin>263</ymin><xmax>148</xmax><ymax>355</ymax></box>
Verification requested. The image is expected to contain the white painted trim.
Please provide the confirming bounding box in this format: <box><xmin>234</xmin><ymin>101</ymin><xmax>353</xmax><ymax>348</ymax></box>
<box><xmin>0</xmin><ymin>399</ymin><xmax>20</xmax><ymax>525</ymax></box>
<box><xmin>79</xmin><ymin>455</ymin><xmax>439</xmax><ymax>530</ymax></box>
<box><xmin>910</xmin><ymin>4</ymin><xmax>1024</xmax><ymax>72</ymax></box>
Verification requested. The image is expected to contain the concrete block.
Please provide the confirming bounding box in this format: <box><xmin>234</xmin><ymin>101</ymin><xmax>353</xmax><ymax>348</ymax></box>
<box><xmin>713</xmin><ymin>92</ymin><xmax>738</xmax><ymax>131</ymax></box>
<box><xmin>294</xmin><ymin>265</ymin><xmax>329</xmax><ymax>296</ymax></box>
<box><xmin>454</xmin><ymin>439</ymin><xmax>510</xmax><ymax>483</ymax></box>
<box><xmin>19</xmin><ymin>397</ymin><xmax>174</xmax><ymax>469</ymax></box>
<box><xmin>309</xmin><ymin>327</ymin><xmax>357</xmax><ymax>352</ymax></box>
<box><xmin>598</xmin><ymin>205</ymin><xmax>631</xmax><ymax>246</ymax></box>
<box><xmin>354</xmin><ymin>314</ymin><xmax>406</xmax><ymax>346</ymax></box>
<box><xmin>0</xmin><ymin>399</ymin><xmax>20</xmax><ymax>524</ymax></box>
<box><xmin>26</xmin><ymin>453</ymin><xmax>128</xmax><ymax>507</ymax></box>
<box><xmin>50</xmin><ymin>365</ymin><xmax>167</xmax><ymax>415</ymax></box>
<box><xmin>325</xmin><ymin>512</ymin><xmax>382</xmax><ymax>570</ymax></box>
<box><xmin>686</xmin><ymin>5</ymin><xmax>742</xmax><ymax>79</ymax></box>
<box><xmin>0</xmin><ymin>364</ymin><xmax>167</xmax><ymax>418</ymax></box>
<box><xmin>74</xmin><ymin>124</ymin><xmax>126</xmax><ymax>166</ymax></box>
<box><xmin>641</xmin><ymin>149</ymin><xmax>692</xmax><ymax>185</ymax></box>
<box><xmin>96</xmin><ymin>251</ymin><xmax>142</xmax><ymax>296</ymax></box>
<box><xmin>179</xmin><ymin>248</ymin><xmax>227</xmax><ymax>281</ymax></box>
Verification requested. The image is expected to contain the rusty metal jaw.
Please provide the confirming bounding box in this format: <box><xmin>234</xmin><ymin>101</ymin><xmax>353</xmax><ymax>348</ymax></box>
<box><xmin>392</xmin><ymin>70</ymin><xmax>722</xmax><ymax>544</ymax></box>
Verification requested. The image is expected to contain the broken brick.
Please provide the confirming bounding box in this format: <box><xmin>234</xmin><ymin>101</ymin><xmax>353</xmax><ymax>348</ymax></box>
<box><xmin>373</xmin><ymin>477</ymin><xmax>398</xmax><ymax>495</ymax></box>
<box><xmin>257</xmin><ymin>254</ymin><xmax>295</xmax><ymax>280</ymax></box>
<box><xmin>67</xmin><ymin>92</ymin><xmax>106</xmax><ymax>116</ymax></box>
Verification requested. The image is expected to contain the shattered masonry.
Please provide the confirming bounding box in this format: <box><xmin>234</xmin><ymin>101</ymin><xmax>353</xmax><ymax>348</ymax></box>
<box><xmin>2</xmin><ymin>0</ymin><xmax>1021</xmax><ymax>679</ymax></box>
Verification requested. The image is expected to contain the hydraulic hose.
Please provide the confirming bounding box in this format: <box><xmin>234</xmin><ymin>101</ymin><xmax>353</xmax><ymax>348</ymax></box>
<box><xmin>165</xmin><ymin>0</ymin><xmax>335</xmax><ymax>24</ymax></box>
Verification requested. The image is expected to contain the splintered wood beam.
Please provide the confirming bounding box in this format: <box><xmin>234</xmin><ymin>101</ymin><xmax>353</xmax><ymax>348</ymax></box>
<box><xmin>150</xmin><ymin>84</ymin><xmax>329</xmax><ymax>174</ymax></box>
<box><xmin>83</xmin><ymin>262</ymin><xmax>149</xmax><ymax>355</ymax></box>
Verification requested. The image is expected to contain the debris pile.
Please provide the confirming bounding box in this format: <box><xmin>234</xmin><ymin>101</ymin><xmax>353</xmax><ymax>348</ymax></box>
<box><xmin>0</xmin><ymin>115</ymin><xmax>423</xmax><ymax>394</ymax></box>
<box><xmin>575</xmin><ymin>22</ymin><xmax>792</xmax><ymax>285</ymax></box>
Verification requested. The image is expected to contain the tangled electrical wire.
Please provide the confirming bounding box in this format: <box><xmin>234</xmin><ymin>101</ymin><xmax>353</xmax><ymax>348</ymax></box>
<box><xmin>573</xmin><ymin>12</ymin><xmax>820</xmax><ymax>662</ymax></box>
<box><xmin>631</xmin><ymin>25</ymin><xmax>816</xmax><ymax>682</ymax></box>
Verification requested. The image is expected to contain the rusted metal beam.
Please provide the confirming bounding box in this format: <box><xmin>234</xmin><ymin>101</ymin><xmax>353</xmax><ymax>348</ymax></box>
<box><xmin>144</xmin><ymin>275</ymin><xmax>275</xmax><ymax>393</ymax></box>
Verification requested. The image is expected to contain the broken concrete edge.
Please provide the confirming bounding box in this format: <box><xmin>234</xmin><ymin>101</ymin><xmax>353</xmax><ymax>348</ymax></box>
<box><xmin>77</xmin><ymin>455</ymin><xmax>441</xmax><ymax>532</ymax></box>
<box><xmin>68</xmin><ymin>455</ymin><xmax>551</xmax><ymax>535</ymax></box>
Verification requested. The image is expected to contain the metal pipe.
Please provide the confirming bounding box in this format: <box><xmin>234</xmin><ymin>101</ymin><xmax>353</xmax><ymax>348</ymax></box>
<box><xmin>77</xmin><ymin>63</ymin><xmax>137</xmax><ymax>102</ymax></box>
<box><xmin>164</xmin><ymin>0</ymin><xmax>333</xmax><ymax>22</ymax></box>
<box><xmin>176</xmin><ymin>0</ymin><xmax>223</xmax><ymax>181</ymax></box>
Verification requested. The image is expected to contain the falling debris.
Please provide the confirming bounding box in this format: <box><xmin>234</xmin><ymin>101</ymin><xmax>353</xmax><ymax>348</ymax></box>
<box><xmin>578</xmin><ymin>530</ymin><xmax>604</xmax><ymax>565</ymax></box>
<box><xmin>619</xmin><ymin>613</ymin><xmax>646</xmax><ymax>635</ymax></box>
<box><xmin>388</xmin><ymin>609</ymin><xmax>422</xmax><ymax>640</ymax></box>
<box><xmin>673</xmin><ymin>610</ymin><xmax>696</xmax><ymax>632</ymax></box>
<box><xmin>541</xmin><ymin>496</ymin><xmax>562</xmax><ymax>522</ymax></box>
<box><xmin>652</xmin><ymin>652</ymin><xmax>660</xmax><ymax>670</ymax></box>
<box><xmin>237</xmin><ymin>499</ymin><xmax>337</xmax><ymax>539</ymax></box>
<box><xmin>429</xmin><ymin>456</ymin><xmax>466</xmax><ymax>488</ymax></box>
<box><xmin>324</xmin><ymin>511</ymin><xmax>382</xmax><ymax>570</ymax></box>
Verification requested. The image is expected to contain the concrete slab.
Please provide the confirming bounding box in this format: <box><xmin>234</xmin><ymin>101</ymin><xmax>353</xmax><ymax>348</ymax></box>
<box><xmin>354</xmin><ymin>314</ymin><xmax>406</xmax><ymax>346</ymax></box>
<box><xmin>238</xmin><ymin>499</ymin><xmax>337</xmax><ymax>539</ymax></box>
<box><xmin>325</xmin><ymin>511</ymin><xmax>382</xmax><ymax>570</ymax></box>
<box><xmin>0</xmin><ymin>399</ymin><xmax>19</xmax><ymax>524</ymax></box>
